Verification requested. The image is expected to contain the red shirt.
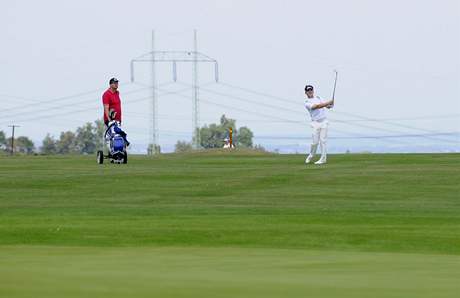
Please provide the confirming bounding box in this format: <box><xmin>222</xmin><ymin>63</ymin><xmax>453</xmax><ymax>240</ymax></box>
<box><xmin>102</xmin><ymin>89</ymin><xmax>122</xmax><ymax>123</ymax></box>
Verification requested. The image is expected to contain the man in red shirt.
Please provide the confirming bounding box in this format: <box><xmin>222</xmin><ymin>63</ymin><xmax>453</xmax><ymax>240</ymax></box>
<box><xmin>102</xmin><ymin>78</ymin><xmax>122</xmax><ymax>126</ymax></box>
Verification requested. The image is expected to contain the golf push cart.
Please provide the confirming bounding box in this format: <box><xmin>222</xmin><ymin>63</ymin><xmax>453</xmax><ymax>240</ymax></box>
<box><xmin>97</xmin><ymin>111</ymin><xmax>129</xmax><ymax>164</ymax></box>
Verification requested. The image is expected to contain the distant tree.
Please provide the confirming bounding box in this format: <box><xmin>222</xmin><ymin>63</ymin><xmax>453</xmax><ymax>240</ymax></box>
<box><xmin>94</xmin><ymin>119</ymin><xmax>106</xmax><ymax>151</ymax></box>
<box><xmin>57</xmin><ymin>131</ymin><xmax>77</xmax><ymax>154</ymax></box>
<box><xmin>175</xmin><ymin>141</ymin><xmax>193</xmax><ymax>153</ymax></box>
<box><xmin>13</xmin><ymin>136</ymin><xmax>35</xmax><ymax>154</ymax></box>
<box><xmin>198</xmin><ymin>123</ymin><xmax>222</xmax><ymax>149</ymax></box>
<box><xmin>198</xmin><ymin>115</ymin><xmax>233</xmax><ymax>149</ymax></box>
<box><xmin>74</xmin><ymin>122</ymin><xmax>97</xmax><ymax>154</ymax></box>
<box><xmin>219</xmin><ymin>114</ymin><xmax>236</xmax><ymax>130</ymax></box>
<box><xmin>39</xmin><ymin>119</ymin><xmax>111</xmax><ymax>155</ymax></box>
<box><xmin>0</xmin><ymin>130</ymin><xmax>6</xmax><ymax>150</ymax></box>
<box><xmin>236</xmin><ymin>126</ymin><xmax>253</xmax><ymax>148</ymax></box>
<box><xmin>41</xmin><ymin>134</ymin><xmax>57</xmax><ymax>154</ymax></box>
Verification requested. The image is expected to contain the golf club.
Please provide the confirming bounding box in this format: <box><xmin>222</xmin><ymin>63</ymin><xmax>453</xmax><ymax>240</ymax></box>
<box><xmin>331</xmin><ymin>70</ymin><xmax>338</xmax><ymax>108</ymax></box>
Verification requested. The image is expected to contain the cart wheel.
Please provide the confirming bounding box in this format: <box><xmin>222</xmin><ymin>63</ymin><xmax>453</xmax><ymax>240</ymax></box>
<box><xmin>97</xmin><ymin>150</ymin><xmax>104</xmax><ymax>164</ymax></box>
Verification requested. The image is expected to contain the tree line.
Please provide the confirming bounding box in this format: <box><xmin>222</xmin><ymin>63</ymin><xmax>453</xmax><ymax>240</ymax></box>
<box><xmin>1</xmin><ymin>115</ymin><xmax>256</xmax><ymax>155</ymax></box>
<box><xmin>0</xmin><ymin>131</ymin><xmax>35</xmax><ymax>154</ymax></box>
<box><xmin>40</xmin><ymin>120</ymin><xmax>106</xmax><ymax>154</ymax></box>
<box><xmin>0</xmin><ymin>120</ymin><xmax>105</xmax><ymax>155</ymax></box>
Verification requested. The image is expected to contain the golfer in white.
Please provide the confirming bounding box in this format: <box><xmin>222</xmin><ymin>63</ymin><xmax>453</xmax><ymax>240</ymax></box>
<box><xmin>304</xmin><ymin>85</ymin><xmax>334</xmax><ymax>165</ymax></box>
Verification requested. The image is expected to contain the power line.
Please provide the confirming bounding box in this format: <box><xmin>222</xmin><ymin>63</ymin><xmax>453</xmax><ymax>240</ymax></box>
<box><xmin>176</xmin><ymin>81</ymin><xmax>306</xmax><ymax>117</ymax></box>
<box><xmin>183</xmin><ymin>82</ymin><xmax>460</xmax><ymax>123</ymax></box>
<box><xmin>154</xmin><ymin>85</ymin><xmax>419</xmax><ymax>144</ymax></box>
<box><xmin>329</xmin><ymin>114</ymin><xmax>460</xmax><ymax>122</ymax></box>
<box><xmin>331</xmin><ymin>110</ymin><xmax>458</xmax><ymax>143</ymax></box>
<box><xmin>0</xmin><ymin>85</ymin><xmax>155</xmax><ymax>121</ymax></box>
<box><xmin>0</xmin><ymin>82</ymin><xmax>182</xmax><ymax>126</ymax></box>
<box><xmin>0</xmin><ymin>94</ymin><xmax>43</xmax><ymax>104</ymax></box>
<box><xmin>254</xmin><ymin>132</ymin><xmax>460</xmax><ymax>140</ymax></box>
<box><xmin>121</xmin><ymin>111</ymin><xmax>460</xmax><ymax>124</ymax></box>
<box><xmin>217</xmin><ymin>81</ymin><xmax>448</xmax><ymax>127</ymax></box>
<box><xmin>176</xmin><ymin>81</ymin><xmax>455</xmax><ymax>144</ymax></box>
<box><xmin>0</xmin><ymin>81</ymin><xmax>132</xmax><ymax>115</ymax></box>
<box><xmin>214</xmin><ymin>81</ymin><xmax>459</xmax><ymax>143</ymax></box>
<box><xmin>4</xmin><ymin>80</ymin><xmax>458</xmax><ymax>148</ymax></box>
<box><xmin>0</xmin><ymin>82</ymin><xmax>177</xmax><ymax>121</ymax></box>
<box><xmin>0</xmin><ymin>84</ymin><xmax>192</xmax><ymax>125</ymax></box>
<box><xmin>200</xmin><ymin>82</ymin><xmax>460</xmax><ymax>123</ymax></box>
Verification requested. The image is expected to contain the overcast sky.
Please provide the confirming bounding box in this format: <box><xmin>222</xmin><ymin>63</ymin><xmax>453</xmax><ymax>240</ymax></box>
<box><xmin>1</xmin><ymin>0</ymin><xmax>459</xmax><ymax>152</ymax></box>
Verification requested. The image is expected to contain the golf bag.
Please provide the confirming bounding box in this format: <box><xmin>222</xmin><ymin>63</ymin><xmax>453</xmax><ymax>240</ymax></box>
<box><xmin>97</xmin><ymin>121</ymin><xmax>129</xmax><ymax>164</ymax></box>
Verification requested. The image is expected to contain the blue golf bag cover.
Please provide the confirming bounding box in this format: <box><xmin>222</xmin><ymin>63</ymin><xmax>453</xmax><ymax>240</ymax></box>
<box><xmin>105</xmin><ymin>121</ymin><xmax>128</xmax><ymax>153</ymax></box>
<box><xmin>112</xmin><ymin>136</ymin><xmax>125</xmax><ymax>152</ymax></box>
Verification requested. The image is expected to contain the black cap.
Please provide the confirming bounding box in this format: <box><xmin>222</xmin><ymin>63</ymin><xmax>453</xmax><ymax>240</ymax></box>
<box><xmin>109</xmin><ymin>78</ymin><xmax>119</xmax><ymax>84</ymax></box>
<box><xmin>305</xmin><ymin>85</ymin><xmax>314</xmax><ymax>92</ymax></box>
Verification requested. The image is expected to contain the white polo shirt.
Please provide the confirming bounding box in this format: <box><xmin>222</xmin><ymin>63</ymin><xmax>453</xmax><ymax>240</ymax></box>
<box><xmin>305</xmin><ymin>96</ymin><xmax>328</xmax><ymax>121</ymax></box>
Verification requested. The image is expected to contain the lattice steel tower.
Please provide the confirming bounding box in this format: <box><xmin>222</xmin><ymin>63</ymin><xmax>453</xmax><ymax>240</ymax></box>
<box><xmin>130</xmin><ymin>30</ymin><xmax>219</xmax><ymax>152</ymax></box>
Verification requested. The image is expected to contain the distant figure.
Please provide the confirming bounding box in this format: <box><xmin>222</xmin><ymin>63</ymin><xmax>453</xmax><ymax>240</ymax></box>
<box><xmin>223</xmin><ymin>138</ymin><xmax>234</xmax><ymax>149</ymax></box>
<box><xmin>304</xmin><ymin>84</ymin><xmax>334</xmax><ymax>165</ymax></box>
<box><xmin>102</xmin><ymin>78</ymin><xmax>122</xmax><ymax>126</ymax></box>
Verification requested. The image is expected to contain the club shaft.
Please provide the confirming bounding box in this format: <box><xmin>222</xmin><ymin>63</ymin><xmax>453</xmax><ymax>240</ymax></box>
<box><xmin>332</xmin><ymin>71</ymin><xmax>338</xmax><ymax>101</ymax></box>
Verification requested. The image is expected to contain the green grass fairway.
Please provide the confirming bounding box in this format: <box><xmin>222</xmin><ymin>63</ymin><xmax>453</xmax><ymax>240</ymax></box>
<box><xmin>1</xmin><ymin>151</ymin><xmax>459</xmax><ymax>297</ymax></box>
